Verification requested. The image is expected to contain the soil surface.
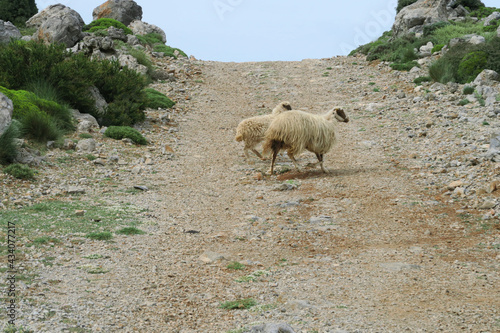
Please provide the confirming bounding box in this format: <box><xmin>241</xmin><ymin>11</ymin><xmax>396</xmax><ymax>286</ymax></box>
<box><xmin>2</xmin><ymin>56</ymin><xmax>500</xmax><ymax>332</ymax></box>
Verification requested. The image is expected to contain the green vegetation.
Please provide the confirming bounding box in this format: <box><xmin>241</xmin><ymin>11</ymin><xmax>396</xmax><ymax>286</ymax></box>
<box><xmin>463</xmin><ymin>86</ymin><xmax>475</xmax><ymax>94</ymax></box>
<box><xmin>414</xmin><ymin>76</ymin><xmax>432</xmax><ymax>84</ymax></box>
<box><xmin>459</xmin><ymin>98</ymin><xmax>471</xmax><ymax>105</ymax></box>
<box><xmin>153</xmin><ymin>44</ymin><xmax>188</xmax><ymax>59</ymax></box>
<box><xmin>104</xmin><ymin>126</ymin><xmax>148</xmax><ymax>145</ymax></box>
<box><xmin>86</xmin><ymin>231</ymin><xmax>113</xmax><ymax>241</ymax></box>
<box><xmin>0</xmin><ymin>121</ymin><xmax>20</xmax><ymax>165</ymax></box>
<box><xmin>3</xmin><ymin>163</ymin><xmax>35</xmax><ymax>179</ymax></box>
<box><xmin>219</xmin><ymin>298</ymin><xmax>257</xmax><ymax>310</ymax></box>
<box><xmin>116</xmin><ymin>227</ymin><xmax>145</xmax><ymax>235</ymax></box>
<box><xmin>396</xmin><ymin>0</ymin><xmax>418</xmax><ymax>13</ymax></box>
<box><xmin>144</xmin><ymin>88</ymin><xmax>176</xmax><ymax>109</ymax></box>
<box><xmin>227</xmin><ymin>261</ymin><xmax>246</xmax><ymax>270</ymax></box>
<box><xmin>83</xmin><ymin>18</ymin><xmax>133</xmax><ymax>35</ymax></box>
<box><xmin>0</xmin><ymin>0</ymin><xmax>37</xmax><ymax>27</ymax></box>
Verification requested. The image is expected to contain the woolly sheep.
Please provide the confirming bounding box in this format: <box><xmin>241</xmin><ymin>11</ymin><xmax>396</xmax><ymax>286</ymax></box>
<box><xmin>235</xmin><ymin>101</ymin><xmax>292</xmax><ymax>160</ymax></box>
<box><xmin>262</xmin><ymin>108</ymin><xmax>348</xmax><ymax>175</ymax></box>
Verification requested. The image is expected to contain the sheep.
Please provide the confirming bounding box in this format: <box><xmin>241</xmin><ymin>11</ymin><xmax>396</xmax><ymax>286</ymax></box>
<box><xmin>235</xmin><ymin>101</ymin><xmax>292</xmax><ymax>160</ymax></box>
<box><xmin>262</xmin><ymin>108</ymin><xmax>348</xmax><ymax>175</ymax></box>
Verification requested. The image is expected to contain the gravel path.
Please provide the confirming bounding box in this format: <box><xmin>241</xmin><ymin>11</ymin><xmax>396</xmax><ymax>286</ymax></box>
<box><xmin>2</xmin><ymin>56</ymin><xmax>500</xmax><ymax>332</ymax></box>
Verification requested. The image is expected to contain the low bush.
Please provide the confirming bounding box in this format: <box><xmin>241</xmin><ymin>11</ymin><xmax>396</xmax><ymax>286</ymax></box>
<box><xmin>391</xmin><ymin>61</ymin><xmax>419</xmax><ymax>71</ymax></box>
<box><xmin>86</xmin><ymin>231</ymin><xmax>113</xmax><ymax>241</ymax></box>
<box><xmin>456</xmin><ymin>0</ymin><xmax>485</xmax><ymax>11</ymax></box>
<box><xmin>457</xmin><ymin>50</ymin><xmax>488</xmax><ymax>83</ymax></box>
<box><xmin>423</xmin><ymin>22</ymin><xmax>450</xmax><ymax>37</ymax></box>
<box><xmin>414</xmin><ymin>76</ymin><xmax>432</xmax><ymax>84</ymax></box>
<box><xmin>396</xmin><ymin>0</ymin><xmax>418</xmax><ymax>13</ymax></box>
<box><xmin>20</xmin><ymin>110</ymin><xmax>61</xmax><ymax>142</ymax></box>
<box><xmin>83</xmin><ymin>18</ymin><xmax>132</xmax><ymax>35</ymax></box>
<box><xmin>153</xmin><ymin>44</ymin><xmax>187</xmax><ymax>58</ymax></box>
<box><xmin>459</xmin><ymin>98</ymin><xmax>471</xmax><ymax>105</ymax></box>
<box><xmin>431</xmin><ymin>44</ymin><xmax>445</xmax><ymax>53</ymax></box>
<box><xmin>144</xmin><ymin>88</ymin><xmax>176</xmax><ymax>109</ymax></box>
<box><xmin>104</xmin><ymin>126</ymin><xmax>147</xmax><ymax>145</ymax></box>
<box><xmin>4</xmin><ymin>163</ymin><xmax>35</xmax><ymax>180</ymax></box>
<box><xmin>0</xmin><ymin>121</ymin><xmax>20</xmax><ymax>165</ymax></box>
<box><xmin>463</xmin><ymin>86</ymin><xmax>475</xmax><ymax>94</ymax></box>
<box><xmin>136</xmin><ymin>33</ymin><xmax>164</xmax><ymax>46</ymax></box>
<box><xmin>469</xmin><ymin>6</ymin><xmax>498</xmax><ymax>19</ymax></box>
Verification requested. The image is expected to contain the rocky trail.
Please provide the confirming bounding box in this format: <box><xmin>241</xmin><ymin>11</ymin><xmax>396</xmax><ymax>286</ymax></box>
<box><xmin>2</xmin><ymin>56</ymin><xmax>500</xmax><ymax>332</ymax></box>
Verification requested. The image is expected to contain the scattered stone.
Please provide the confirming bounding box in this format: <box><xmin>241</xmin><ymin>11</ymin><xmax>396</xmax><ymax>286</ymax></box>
<box><xmin>247</xmin><ymin>323</ymin><xmax>296</xmax><ymax>333</ymax></box>
<box><xmin>447</xmin><ymin>180</ymin><xmax>463</xmax><ymax>191</ymax></box>
<box><xmin>0</xmin><ymin>20</ymin><xmax>21</xmax><ymax>44</ymax></box>
<box><xmin>133</xmin><ymin>185</ymin><xmax>149</xmax><ymax>191</ymax></box>
<box><xmin>199</xmin><ymin>251</ymin><xmax>226</xmax><ymax>264</ymax></box>
<box><xmin>131</xmin><ymin>166</ymin><xmax>142</xmax><ymax>174</ymax></box>
<box><xmin>478</xmin><ymin>200</ymin><xmax>496</xmax><ymax>210</ymax></box>
<box><xmin>380</xmin><ymin>262</ymin><xmax>421</xmax><ymax>272</ymax></box>
<box><xmin>309</xmin><ymin>216</ymin><xmax>334</xmax><ymax>224</ymax></box>
<box><xmin>93</xmin><ymin>158</ymin><xmax>105</xmax><ymax>166</ymax></box>
<box><xmin>67</xmin><ymin>186</ymin><xmax>85</xmax><ymax>195</ymax></box>
<box><xmin>274</xmin><ymin>183</ymin><xmax>299</xmax><ymax>191</ymax></box>
<box><xmin>75</xmin><ymin>210</ymin><xmax>85</xmax><ymax>216</ymax></box>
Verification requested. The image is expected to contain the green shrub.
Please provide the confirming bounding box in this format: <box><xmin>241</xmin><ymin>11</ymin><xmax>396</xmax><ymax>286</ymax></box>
<box><xmin>423</xmin><ymin>22</ymin><xmax>451</xmax><ymax>37</ymax></box>
<box><xmin>153</xmin><ymin>44</ymin><xmax>187</xmax><ymax>58</ymax></box>
<box><xmin>428</xmin><ymin>42</ymin><xmax>475</xmax><ymax>83</ymax></box>
<box><xmin>431</xmin><ymin>44</ymin><xmax>445</xmax><ymax>53</ymax></box>
<box><xmin>83</xmin><ymin>18</ymin><xmax>133</xmax><ymax>35</ymax></box>
<box><xmin>116</xmin><ymin>227</ymin><xmax>145</xmax><ymax>235</ymax></box>
<box><xmin>220</xmin><ymin>298</ymin><xmax>257</xmax><ymax>310</ymax></box>
<box><xmin>104</xmin><ymin>126</ymin><xmax>147</xmax><ymax>145</ymax></box>
<box><xmin>469</xmin><ymin>6</ymin><xmax>498</xmax><ymax>19</ymax></box>
<box><xmin>0</xmin><ymin>121</ymin><xmax>20</xmax><ymax>165</ymax></box>
<box><xmin>481</xmin><ymin>37</ymin><xmax>500</xmax><ymax>74</ymax></box>
<box><xmin>391</xmin><ymin>61</ymin><xmax>419</xmax><ymax>71</ymax></box>
<box><xmin>4</xmin><ymin>163</ymin><xmax>35</xmax><ymax>180</ymax></box>
<box><xmin>430</xmin><ymin>21</ymin><xmax>486</xmax><ymax>45</ymax></box>
<box><xmin>457</xmin><ymin>50</ymin><xmax>488</xmax><ymax>83</ymax></box>
<box><xmin>0</xmin><ymin>0</ymin><xmax>38</xmax><ymax>28</ymax></box>
<box><xmin>128</xmin><ymin>48</ymin><xmax>154</xmax><ymax>77</ymax></box>
<box><xmin>414</xmin><ymin>76</ymin><xmax>432</xmax><ymax>84</ymax></box>
<box><xmin>459</xmin><ymin>98</ymin><xmax>471</xmax><ymax>105</ymax></box>
<box><xmin>463</xmin><ymin>86</ymin><xmax>475</xmax><ymax>94</ymax></box>
<box><xmin>396</xmin><ymin>0</ymin><xmax>418</xmax><ymax>13</ymax></box>
<box><xmin>20</xmin><ymin>109</ymin><xmax>61</xmax><ymax>142</ymax></box>
<box><xmin>456</xmin><ymin>0</ymin><xmax>485</xmax><ymax>11</ymax></box>
<box><xmin>144</xmin><ymin>88</ymin><xmax>176</xmax><ymax>109</ymax></box>
<box><xmin>136</xmin><ymin>33</ymin><xmax>164</xmax><ymax>46</ymax></box>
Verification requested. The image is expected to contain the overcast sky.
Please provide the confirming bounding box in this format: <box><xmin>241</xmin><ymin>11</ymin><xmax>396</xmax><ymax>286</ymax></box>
<box><xmin>35</xmin><ymin>0</ymin><xmax>499</xmax><ymax>62</ymax></box>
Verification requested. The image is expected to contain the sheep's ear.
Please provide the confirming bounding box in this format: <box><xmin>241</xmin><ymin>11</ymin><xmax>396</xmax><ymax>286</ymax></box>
<box><xmin>335</xmin><ymin>108</ymin><xmax>349</xmax><ymax>123</ymax></box>
<box><xmin>283</xmin><ymin>102</ymin><xmax>292</xmax><ymax>110</ymax></box>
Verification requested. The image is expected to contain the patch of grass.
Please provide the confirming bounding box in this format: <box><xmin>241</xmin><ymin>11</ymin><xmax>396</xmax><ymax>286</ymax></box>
<box><xmin>32</xmin><ymin>237</ymin><xmax>60</xmax><ymax>246</ymax></box>
<box><xmin>79</xmin><ymin>265</ymin><xmax>109</xmax><ymax>274</ymax></box>
<box><xmin>235</xmin><ymin>270</ymin><xmax>269</xmax><ymax>283</ymax></box>
<box><xmin>116</xmin><ymin>227</ymin><xmax>145</xmax><ymax>235</ymax></box>
<box><xmin>220</xmin><ymin>298</ymin><xmax>257</xmax><ymax>310</ymax></box>
<box><xmin>2</xmin><ymin>325</ymin><xmax>34</xmax><ymax>333</ymax></box>
<box><xmin>227</xmin><ymin>261</ymin><xmax>246</xmax><ymax>270</ymax></box>
<box><xmin>153</xmin><ymin>44</ymin><xmax>187</xmax><ymax>59</ymax></box>
<box><xmin>368</xmin><ymin>82</ymin><xmax>376</xmax><ymax>86</ymax></box>
<box><xmin>79</xmin><ymin>133</ymin><xmax>93</xmax><ymax>139</ymax></box>
<box><xmin>3</xmin><ymin>163</ymin><xmax>35</xmax><ymax>180</ymax></box>
<box><xmin>83</xmin><ymin>254</ymin><xmax>104</xmax><ymax>259</ymax></box>
<box><xmin>86</xmin><ymin>232</ymin><xmax>113</xmax><ymax>241</ymax></box>
<box><xmin>104</xmin><ymin>126</ymin><xmax>147</xmax><ymax>145</ymax></box>
<box><xmin>373</xmin><ymin>88</ymin><xmax>380</xmax><ymax>92</ymax></box>
<box><xmin>83</xmin><ymin>18</ymin><xmax>133</xmax><ymax>35</ymax></box>
<box><xmin>0</xmin><ymin>121</ymin><xmax>21</xmax><ymax>165</ymax></box>
<box><xmin>431</xmin><ymin>44</ymin><xmax>445</xmax><ymax>53</ymax></box>
<box><xmin>85</xmin><ymin>154</ymin><xmax>97</xmax><ymax>161</ymax></box>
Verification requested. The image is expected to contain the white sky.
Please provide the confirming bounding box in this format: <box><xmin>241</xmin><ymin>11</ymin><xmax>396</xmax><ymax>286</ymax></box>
<box><xmin>35</xmin><ymin>0</ymin><xmax>499</xmax><ymax>62</ymax></box>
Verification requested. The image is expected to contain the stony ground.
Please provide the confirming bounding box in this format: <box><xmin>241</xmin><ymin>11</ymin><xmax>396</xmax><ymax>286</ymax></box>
<box><xmin>1</xmin><ymin>55</ymin><xmax>500</xmax><ymax>332</ymax></box>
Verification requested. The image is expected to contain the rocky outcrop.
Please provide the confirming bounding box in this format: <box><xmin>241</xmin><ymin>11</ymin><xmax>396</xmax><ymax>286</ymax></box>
<box><xmin>0</xmin><ymin>20</ymin><xmax>21</xmax><ymax>43</ymax></box>
<box><xmin>129</xmin><ymin>20</ymin><xmax>166</xmax><ymax>43</ymax></box>
<box><xmin>0</xmin><ymin>92</ymin><xmax>13</xmax><ymax>135</ymax></box>
<box><xmin>26</xmin><ymin>4</ymin><xmax>84</xmax><ymax>47</ymax></box>
<box><xmin>484</xmin><ymin>12</ymin><xmax>500</xmax><ymax>26</ymax></box>
<box><xmin>393</xmin><ymin>0</ymin><xmax>468</xmax><ymax>37</ymax></box>
<box><xmin>92</xmin><ymin>0</ymin><xmax>143</xmax><ymax>26</ymax></box>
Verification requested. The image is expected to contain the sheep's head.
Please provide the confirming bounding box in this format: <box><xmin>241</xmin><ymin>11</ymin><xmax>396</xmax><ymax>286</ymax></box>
<box><xmin>272</xmin><ymin>101</ymin><xmax>292</xmax><ymax>114</ymax></box>
<box><xmin>334</xmin><ymin>108</ymin><xmax>349</xmax><ymax>123</ymax></box>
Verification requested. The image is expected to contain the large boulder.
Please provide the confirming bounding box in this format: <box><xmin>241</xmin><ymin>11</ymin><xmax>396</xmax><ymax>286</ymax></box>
<box><xmin>393</xmin><ymin>0</ymin><xmax>467</xmax><ymax>37</ymax></box>
<box><xmin>92</xmin><ymin>0</ymin><xmax>143</xmax><ymax>26</ymax></box>
<box><xmin>0</xmin><ymin>92</ymin><xmax>13</xmax><ymax>135</ymax></box>
<box><xmin>26</xmin><ymin>4</ymin><xmax>84</xmax><ymax>47</ymax></box>
<box><xmin>128</xmin><ymin>20</ymin><xmax>166</xmax><ymax>43</ymax></box>
<box><xmin>0</xmin><ymin>20</ymin><xmax>21</xmax><ymax>43</ymax></box>
<box><xmin>484</xmin><ymin>12</ymin><xmax>500</xmax><ymax>26</ymax></box>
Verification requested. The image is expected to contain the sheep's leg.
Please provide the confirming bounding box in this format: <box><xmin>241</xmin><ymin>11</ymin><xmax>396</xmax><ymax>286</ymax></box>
<box><xmin>315</xmin><ymin>153</ymin><xmax>329</xmax><ymax>173</ymax></box>
<box><xmin>244</xmin><ymin>148</ymin><xmax>251</xmax><ymax>159</ymax></box>
<box><xmin>288</xmin><ymin>152</ymin><xmax>302</xmax><ymax>172</ymax></box>
<box><xmin>268</xmin><ymin>149</ymin><xmax>279</xmax><ymax>175</ymax></box>
<box><xmin>251</xmin><ymin>148</ymin><xmax>266</xmax><ymax>160</ymax></box>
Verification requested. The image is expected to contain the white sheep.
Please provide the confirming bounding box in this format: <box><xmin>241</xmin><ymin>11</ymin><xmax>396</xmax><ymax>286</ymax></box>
<box><xmin>262</xmin><ymin>108</ymin><xmax>349</xmax><ymax>174</ymax></box>
<box><xmin>235</xmin><ymin>101</ymin><xmax>292</xmax><ymax>160</ymax></box>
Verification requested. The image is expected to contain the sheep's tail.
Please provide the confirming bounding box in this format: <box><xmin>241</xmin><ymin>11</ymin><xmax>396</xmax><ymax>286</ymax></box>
<box><xmin>235</xmin><ymin>133</ymin><xmax>243</xmax><ymax>142</ymax></box>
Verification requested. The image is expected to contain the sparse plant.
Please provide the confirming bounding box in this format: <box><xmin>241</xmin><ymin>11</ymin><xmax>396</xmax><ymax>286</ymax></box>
<box><xmin>414</xmin><ymin>76</ymin><xmax>432</xmax><ymax>84</ymax></box>
<box><xmin>79</xmin><ymin>133</ymin><xmax>93</xmax><ymax>139</ymax></box>
<box><xmin>219</xmin><ymin>298</ymin><xmax>257</xmax><ymax>310</ymax></box>
<box><xmin>86</xmin><ymin>232</ymin><xmax>113</xmax><ymax>241</ymax></box>
<box><xmin>459</xmin><ymin>98</ymin><xmax>471</xmax><ymax>106</ymax></box>
<box><xmin>116</xmin><ymin>227</ymin><xmax>145</xmax><ymax>235</ymax></box>
<box><xmin>4</xmin><ymin>163</ymin><xmax>35</xmax><ymax>180</ymax></box>
<box><xmin>104</xmin><ymin>126</ymin><xmax>147</xmax><ymax>145</ymax></box>
<box><xmin>227</xmin><ymin>261</ymin><xmax>245</xmax><ymax>270</ymax></box>
<box><xmin>463</xmin><ymin>86</ymin><xmax>475</xmax><ymax>95</ymax></box>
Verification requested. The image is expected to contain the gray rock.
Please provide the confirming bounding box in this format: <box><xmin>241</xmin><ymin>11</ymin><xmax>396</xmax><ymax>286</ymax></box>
<box><xmin>484</xmin><ymin>11</ymin><xmax>500</xmax><ymax>26</ymax></box>
<box><xmin>92</xmin><ymin>0</ymin><xmax>143</xmax><ymax>26</ymax></box>
<box><xmin>309</xmin><ymin>216</ymin><xmax>334</xmax><ymax>224</ymax></box>
<box><xmin>118</xmin><ymin>54</ymin><xmax>148</xmax><ymax>75</ymax></box>
<box><xmin>127</xmin><ymin>34</ymin><xmax>140</xmax><ymax>46</ymax></box>
<box><xmin>393</xmin><ymin>0</ymin><xmax>467</xmax><ymax>37</ymax></box>
<box><xmin>498</xmin><ymin>25</ymin><xmax>500</xmax><ymax>38</ymax></box>
<box><xmin>418</xmin><ymin>41</ymin><xmax>433</xmax><ymax>57</ymax></box>
<box><xmin>63</xmin><ymin>139</ymin><xmax>76</xmax><ymax>150</ymax></box>
<box><xmin>128</xmin><ymin>20</ymin><xmax>166</xmax><ymax>43</ymax></box>
<box><xmin>77</xmin><ymin>120</ymin><xmax>94</xmax><ymax>133</ymax></box>
<box><xmin>131</xmin><ymin>165</ymin><xmax>142</xmax><ymax>174</ymax></box>
<box><xmin>88</xmin><ymin>87</ymin><xmax>108</xmax><ymax>115</ymax></box>
<box><xmin>0</xmin><ymin>92</ymin><xmax>13</xmax><ymax>135</ymax></box>
<box><xmin>274</xmin><ymin>183</ymin><xmax>298</xmax><ymax>191</ymax></box>
<box><xmin>199</xmin><ymin>251</ymin><xmax>226</xmax><ymax>264</ymax></box>
<box><xmin>27</xmin><ymin>4</ymin><xmax>84</xmax><ymax>47</ymax></box>
<box><xmin>67</xmin><ymin>186</ymin><xmax>85</xmax><ymax>195</ymax></box>
<box><xmin>107</xmin><ymin>26</ymin><xmax>128</xmax><ymax>42</ymax></box>
<box><xmin>449</xmin><ymin>34</ymin><xmax>485</xmax><ymax>47</ymax></box>
<box><xmin>0</xmin><ymin>20</ymin><xmax>21</xmax><ymax>44</ymax></box>
<box><xmin>247</xmin><ymin>323</ymin><xmax>296</xmax><ymax>333</ymax></box>
<box><xmin>15</xmin><ymin>148</ymin><xmax>44</xmax><ymax>166</ymax></box>
<box><xmin>474</xmin><ymin>70</ymin><xmax>500</xmax><ymax>86</ymax></box>
<box><xmin>76</xmin><ymin>139</ymin><xmax>96</xmax><ymax>153</ymax></box>
<box><xmin>478</xmin><ymin>199</ymin><xmax>496</xmax><ymax>210</ymax></box>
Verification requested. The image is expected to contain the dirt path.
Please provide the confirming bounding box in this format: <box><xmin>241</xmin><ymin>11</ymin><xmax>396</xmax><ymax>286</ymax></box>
<box><xmin>7</xmin><ymin>58</ymin><xmax>499</xmax><ymax>332</ymax></box>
